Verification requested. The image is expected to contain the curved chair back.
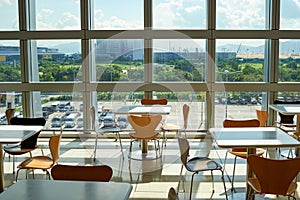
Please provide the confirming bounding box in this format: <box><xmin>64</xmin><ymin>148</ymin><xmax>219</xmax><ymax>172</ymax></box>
<box><xmin>141</xmin><ymin>98</ymin><xmax>168</xmax><ymax>105</ymax></box>
<box><xmin>177</xmin><ymin>137</ymin><xmax>189</xmax><ymax>166</ymax></box>
<box><xmin>128</xmin><ymin>114</ymin><xmax>162</xmax><ymax>138</ymax></box>
<box><xmin>247</xmin><ymin>155</ymin><xmax>300</xmax><ymax>196</ymax></box>
<box><xmin>256</xmin><ymin>110</ymin><xmax>268</xmax><ymax>127</ymax></box>
<box><xmin>5</xmin><ymin>108</ymin><xmax>15</xmax><ymax>125</ymax></box>
<box><xmin>10</xmin><ymin>117</ymin><xmax>46</xmax><ymax>148</ymax></box>
<box><xmin>182</xmin><ymin>104</ymin><xmax>190</xmax><ymax>130</ymax></box>
<box><xmin>49</xmin><ymin>134</ymin><xmax>62</xmax><ymax>164</ymax></box>
<box><xmin>223</xmin><ymin>119</ymin><xmax>260</xmax><ymax>128</ymax></box>
<box><xmin>51</xmin><ymin>164</ymin><xmax>113</xmax><ymax>182</ymax></box>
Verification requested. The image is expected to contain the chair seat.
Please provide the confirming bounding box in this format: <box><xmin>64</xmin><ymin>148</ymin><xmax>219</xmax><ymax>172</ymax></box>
<box><xmin>229</xmin><ymin>148</ymin><xmax>265</xmax><ymax>159</ymax></box>
<box><xmin>248</xmin><ymin>177</ymin><xmax>297</xmax><ymax>196</ymax></box>
<box><xmin>4</xmin><ymin>145</ymin><xmax>39</xmax><ymax>155</ymax></box>
<box><xmin>129</xmin><ymin>131</ymin><xmax>160</xmax><ymax>140</ymax></box>
<box><xmin>186</xmin><ymin>157</ymin><xmax>222</xmax><ymax>172</ymax></box>
<box><xmin>95</xmin><ymin>126</ymin><xmax>121</xmax><ymax>134</ymax></box>
<box><xmin>161</xmin><ymin>123</ymin><xmax>181</xmax><ymax>131</ymax></box>
<box><xmin>18</xmin><ymin>156</ymin><xmax>54</xmax><ymax>170</ymax></box>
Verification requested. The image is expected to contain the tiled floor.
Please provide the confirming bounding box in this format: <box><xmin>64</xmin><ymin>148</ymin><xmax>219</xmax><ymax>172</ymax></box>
<box><xmin>3</xmin><ymin>133</ymin><xmax>300</xmax><ymax>200</ymax></box>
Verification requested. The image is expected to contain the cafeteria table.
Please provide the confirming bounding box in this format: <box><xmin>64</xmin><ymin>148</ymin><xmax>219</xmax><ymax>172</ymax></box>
<box><xmin>209</xmin><ymin>127</ymin><xmax>300</xmax><ymax>199</ymax></box>
<box><xmin>0</xmin><ymin>180</ymin><xmax>133</xmax><ymax>200</ymax></box>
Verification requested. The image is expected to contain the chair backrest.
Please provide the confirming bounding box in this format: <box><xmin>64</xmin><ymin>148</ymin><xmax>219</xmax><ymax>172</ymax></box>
<box><xmin>247</xmin><ymin>155</ymin><xmax>300</xmax><ymax>196</ymax></box>
<box><xmin>10</xmin><ymin>117</ymin><xmax>46</xmax><ymax>148</ymax></box>
<box><xmin>177</xmin><ymin>137</ymin><xmax>190</xmax><ymax>166</ymax></box>
<box><xmin>223</xmin><ymin>119</ymin><xmax>260</xmax><ymax>127</ymax></box>
<box><xmin>51</xmin><ymin>164</ymin><xmax>113</xmax><ymax>182</ymax></box>
<box><xmin>141</xmin><ymin>98</ymin><xmax>168</xmax><ymax>105</ymax></box>
<box><xmin>5</xmin><ymin>108</ymin><xmax>15</xmax><ymax>125</ymax></box>
<box><xmin>256</xmin><ymin>110</ymin><xmax>268</xmax><ymax>127</ymax></box>
<box><xmin>274</xmin><ymin>100</ymin><xmax>295</xmax><ymax>124</ymax></box>
<box><xmin>90</xmin><ymin>106</ymin><xmax>96</xmax><ymax>130</ymax></box>
<box><xmin>49</xmin><ymin>134</ymin><xmax>62</xmax><ymax>164</ymax></box>
<box><xmin>128</xmin><ymin>114</ymin><xmax>162</xmax><ymax>138</ymax></box>
<box><xmin>182</xmin><ymin>104</ymin><xmax>190</xmax><ymax>130</ymax></box>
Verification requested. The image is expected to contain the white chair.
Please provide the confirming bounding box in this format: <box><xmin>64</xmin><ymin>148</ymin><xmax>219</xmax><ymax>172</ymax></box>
<box><xmin>90</xmin><ymin>106</ymin><xmax>123</xmax><ymax>161</ymax></box>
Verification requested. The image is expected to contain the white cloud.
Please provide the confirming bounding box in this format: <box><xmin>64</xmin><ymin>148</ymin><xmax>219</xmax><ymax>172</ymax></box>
<box><xmin>185</xmin><ymin>5</ymin><xmax>201</xmax><ymax>13</ymax></box>
<box><xmin>0</xmin><ymin>0</ymin><xmax>12</xmax><ymax>7</ymax></box>
<box><xmin>293</xmin><ymin>0</ymin><xmax>300</xmax><ymax>8</ymax></box>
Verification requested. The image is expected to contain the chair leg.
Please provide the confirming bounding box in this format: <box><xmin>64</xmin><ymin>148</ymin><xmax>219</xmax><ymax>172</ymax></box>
<box><xmin>15</xmin><ymin>169</ymin><xmax>20</xmax><ymax>182</ymax></box>
<box><xmin>116</xmin><ymin>132</ymin><xmax>124</xmax><ymax>158</ymax></box>
<box><xmin>189</xmin><ymin>173</ymin><xmax>196</xmax><ymax>200</ymax></box>
<box><xmin>231</xmin><ymin>156</ymin><xmax>237</xmax><ymax>191</ymax></box>
<box><xmin>177</xmin><ymin>164</ymin><xmax>185</xmax><ymax>193</ymax></box>
<box><xmin>93</xmin><ymin>133</ymin><xmax>99</xmax><ymax>161</ymax></box>
<box><xmin>12</xmin><ymin>155</ymin><xmax>15</xmax><ymax>174</ymax></box>
<box><xmin>221</xmin><ymin>169</ymin><xmax>228</xmax><ymax>200</ymax></box>
<box><xmin>210</xmin><ymin>170</ymin><xmax>215</xmax><ymax>193</ymax></box>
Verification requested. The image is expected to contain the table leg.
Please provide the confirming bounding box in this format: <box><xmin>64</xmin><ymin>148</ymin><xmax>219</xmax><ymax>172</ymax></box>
<box><xmin>0</xmin><ymin>144</ymin><xmax>4</xmax><ymax>192</ymax></box>
<box><xmin>246</xmin><ymin>148</ymin><xmax>256</xmax><ymax>200</ymax></box>
<box><xmin>141</xmin><ymin>139</ymin><xmax>148</xmax><ymax>153</ymax></box>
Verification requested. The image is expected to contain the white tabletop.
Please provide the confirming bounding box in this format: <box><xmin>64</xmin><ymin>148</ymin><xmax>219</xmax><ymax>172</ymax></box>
<box><xmin>209</xmin><ymin>127</ymin><xmax>300</xmax><ymax>148</ymax></box>
<box><xmin>0</xmin><ymin>125</ymin><xmax>44</xmax><ymax>144</ymax></box>
<box><xmin>115</xmin><ymin>105</ymin><xmax>171</xmax><ymax>115</ymax></box>
<box><xmin>269</xmin><ymin>104</ymin><xmax>300</xmax><ymax>115</ymax></box>
<box><xmin>0</xmin><ymin>180</ymin><xmax>133</xmax><ymax>200</ymax></box>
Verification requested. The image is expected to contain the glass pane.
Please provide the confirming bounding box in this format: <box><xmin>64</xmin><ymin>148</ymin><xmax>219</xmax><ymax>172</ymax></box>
<box><xmin>216</xmin><ymin>0</ymin><xmax>266</xmax><ymax>30</ymax></box>
<box><xmin>214</xmin><ymin>92</ymin><xmax>265</xmax><ymax>128</ymax></box>
<box><xmin>153</xmin><ymin>39</ymin><xmax>206</xmax><ymax>82</ymax></box>
<box><xmin>0</xmin><ymin>41</ymin><xmax>21</xmax><ymax>82</ymax></box>
<box><xmin>93</xmin><ymin>39</ymin><xmax>144</xmax><ymax>82</ymax></box>
<box><xmin>32</xmin><ymin>0</ymin><xmax>80</xmax><ymax>30</ymax></box>
<box><xmin>30</xmin><ymin>40</ymin><xmax>82</xmax><ymax>82</ymax></box>
<box><xmin>280</xmin><ymin>1</ymin><xmax>300</xmax><ymax>30</ymax></box>
<box><xmin>153</xmin><ymin>0</ymin><xmax>207</xmax><ymax>29</ymax></box>
<box><xmin>216</xmin><ymin>39</ymin><xmax>265</xmax><ymax>82</ymax></box>
<box><xmin>0</xmin><ymin>0</ymin><xmax>18</xmax><ymax>30</ymax></box>
<box><xmin>41</xmin><ymin>92</ymin><xmax>82</xmax><ymax>131</ymax></box>
<box><xmin>92</xmin><ymin>0</ymin><xmax>143</xmax><ymax>30</ymax></box>
<box><xmin>0</xmin><ymin>91</ymin><xmax>21</xmax><ymax>124</ymax></box>
<box><xmin>278</xmin><ymin>39</ymin><xmax>300</xmax><ymax>82</ymax></box>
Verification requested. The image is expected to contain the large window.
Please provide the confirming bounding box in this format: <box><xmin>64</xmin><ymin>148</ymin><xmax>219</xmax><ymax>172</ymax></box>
<box><xmin>216</xmin><ymin>0</ymin><xmax>266</xmax><ymax>30</ymax></box>
<box><xmin>91</xmin><ymin>0</ymin><xmax>143</xmax><ymax>30</ymax></box>
<box><xmin>0</xmin><ymin>1</ymin><xmax>298</xmax><ymax>131</ymax></box>
<box><xmin>216</xmin><ymin>39</ymin><xmax>266</xmax><ymax>82</ymax></box>
<box><xmin>32</xmin><ymin>0</ymin><xmax>80</xmax><ymax>30</ymax></box>
<box><xmin>153</xmin><ymin>0</ymin><xmax>207</xmax><ymax>29</ymax></box>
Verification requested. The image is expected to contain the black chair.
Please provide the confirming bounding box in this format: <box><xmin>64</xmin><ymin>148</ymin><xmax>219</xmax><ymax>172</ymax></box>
<box><xmin>3</xmin><ymin>117</ymin><xmax>46</xmax><ymax>174</ymax></box>
<box><xmin>177</xmin><ymin>137</ymin><xmax>228</xmax><ymax>200</ymax></box>
<box><xmin>274</xmin><ymin>100</ymin><xmax>299</xmax><ymax>132</ymax></box>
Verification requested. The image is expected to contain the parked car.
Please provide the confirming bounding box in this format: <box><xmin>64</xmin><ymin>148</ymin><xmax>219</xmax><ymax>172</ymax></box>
<box><xmin>102</xmin><ymin>112</ymin><xmax>116</xmax><ymax>127</ymax></box>
<box><xmin>76</xmin><ymin>117</ymin><xmax>83</xmax><ymax>128</ymax></box>
<box><xmin>250</xmin><ymin>97</ymin><xmax>257</xmax><ymax>104</ymax></box>
<box><xmin>117</xmin><ymin>116</ymin><xmax>128</xmax><ymax>129</ymax></box>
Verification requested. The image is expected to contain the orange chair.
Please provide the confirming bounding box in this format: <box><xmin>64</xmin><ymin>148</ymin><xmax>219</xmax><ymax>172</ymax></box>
<box><xmin>127</xmin><ymin>114</ymin><xmax>162</xmax><ymax>159</ymax></box>
<box><xmin>15</xmin><ymin>134</ymin><xmax>62</xmax><ymax>181</ymax></box>
<box><xmin>223</xmin><ymin>119</ymin><xmax>264</xmax><ymax>191</ymax></box>
<box><xmin>141</xmin><ymin>98</ymin><xmax>168</xmax><ymax>105</ymax></box>
<box><xmin>51</xmin><ymin>164</ymin><xmax>113</xmax><ymax>182</ymax></box>
<box><xmin>256</xmin><ymin>109</ymin><xmax>268</xmax><ymax>127</ymax></box>
<box><xmin>247</xmin><ymin>155</ymin><xmax>300</xmax><ymax>200</ymax></box>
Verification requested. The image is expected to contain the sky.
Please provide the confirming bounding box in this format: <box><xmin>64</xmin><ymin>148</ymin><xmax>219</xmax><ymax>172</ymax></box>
<box><xmin>0</xmin><ymin>0</ymin><xmax>299</xmax><ymax>49</ymax></box>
